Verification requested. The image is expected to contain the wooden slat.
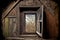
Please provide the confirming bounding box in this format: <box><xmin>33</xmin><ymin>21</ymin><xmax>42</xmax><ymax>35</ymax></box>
<box><xmin>6</xmin><ymin>37</ymin><xmax>24</xmax><ymax>39</ymax></box>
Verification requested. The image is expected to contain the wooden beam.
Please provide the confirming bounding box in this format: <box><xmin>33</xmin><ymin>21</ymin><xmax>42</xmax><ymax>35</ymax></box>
<box><xmin>2</xmin><ymin>0</ymin><xmax>20</xmax><ymax>20</ymax></box>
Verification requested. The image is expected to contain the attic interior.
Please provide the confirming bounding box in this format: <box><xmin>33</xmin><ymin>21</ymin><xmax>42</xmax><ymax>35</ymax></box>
<box><xmin>0</xmin><ymin>0</ymin><xmax>60</xmax><ymax>40</ymax></box>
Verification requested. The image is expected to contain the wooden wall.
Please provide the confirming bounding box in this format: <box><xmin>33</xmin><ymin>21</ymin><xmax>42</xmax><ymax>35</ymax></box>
<box><xmin>45</xmin><ymin>7</ymin><xmax>59</xmax><ymax>38</ymax></box>
<box><xmin>2</xmin><ymin>0</ymin><xmax>59</xmax><ymax>39</ymax></box>
<box><xmin>2</xmin><ymin>7</ymin><xmax>17</xmax><ymax>37</ymax></box>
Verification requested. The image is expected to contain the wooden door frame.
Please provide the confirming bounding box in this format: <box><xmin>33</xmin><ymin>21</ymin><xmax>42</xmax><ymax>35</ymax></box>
<box><xmin>20</xmin><ymin>11</ymin><xmax>37</xmax><ymax>34</ymax></box>
<box><xmin>17</xmin><ymin>5</ymin><xmax>44</xmax><ymax>37</ymax></box>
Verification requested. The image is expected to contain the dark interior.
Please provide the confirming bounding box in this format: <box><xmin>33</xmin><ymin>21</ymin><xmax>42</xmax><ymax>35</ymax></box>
<box><xmin>0</xmin><ymin>0</ymin><xmax>60</xmax><ymax>40</ymax></box>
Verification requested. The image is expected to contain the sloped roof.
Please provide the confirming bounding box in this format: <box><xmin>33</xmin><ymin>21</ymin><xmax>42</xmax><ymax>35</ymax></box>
<box><xmin>2</xmin><ymin>0</ymin><xmax>57</xmax><ymax>20</ymax></box>
<box><xmin>2</xmin><ymin>0</ymin><xmax>20</xmax><ymax>20</ymax></box>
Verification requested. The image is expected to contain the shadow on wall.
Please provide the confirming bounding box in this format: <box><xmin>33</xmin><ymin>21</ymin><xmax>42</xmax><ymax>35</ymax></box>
<box><xmin>57</xmin><ymin>4</ymin><xmax>60</xmax><ymax>40</ymax></box>
<box><xmin>53</xmin><ymin>0</ymin><xmax>60</xmax><ymax>39</ymax></box>
<box><xmin>0</xmin><ymin>11</ymin><xmax>5</xmax><ymax>40</ymax></box>
<box><xmin>0</xmin><ymin>0</ymin><xmax>15</xmax><ymax>39</ymax></box>
<box><xmin>54</xmin><ymin>0</ymin><xmax>60</xmax><ymax>39</ymax></box>
<box><xmin>43</xmin><ymin>11</ymin><xmax>49</xmax><ymax>39</ymax></box>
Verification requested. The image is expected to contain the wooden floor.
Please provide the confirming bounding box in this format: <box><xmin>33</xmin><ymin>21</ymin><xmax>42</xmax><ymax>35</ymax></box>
<box><xmin>6</xmin><ymin>34</ymin><xmax>56</xmax><ymax>40</ymax></box>
<box><xmin>6</xmin><ymin>34</ymin><xmax>42</xmax><ymax>40</ymax></box>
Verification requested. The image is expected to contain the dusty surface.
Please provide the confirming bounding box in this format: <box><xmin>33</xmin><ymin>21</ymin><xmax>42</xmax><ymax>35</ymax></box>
<box><xmin>6</xmin><ymin>34</ymin><xmax>57</xmax><ymax>40</ymax></box>
<box><xmin>6</xmin><ymin>34</ymin><xmax>42</xmax><ymax>40</ymax></box>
